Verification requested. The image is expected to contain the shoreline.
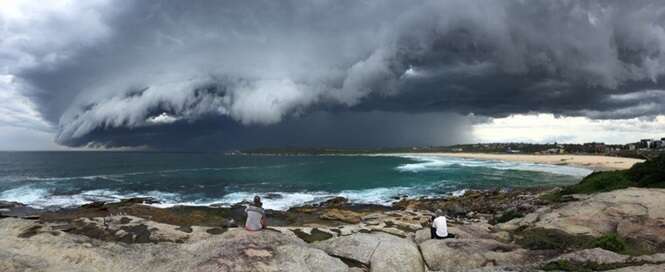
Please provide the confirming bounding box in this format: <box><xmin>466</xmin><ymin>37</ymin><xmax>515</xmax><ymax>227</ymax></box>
<box><xmin>383</xmin><ymin>152</ymin><xmax>644</xmax><ymax>171</ymax></box>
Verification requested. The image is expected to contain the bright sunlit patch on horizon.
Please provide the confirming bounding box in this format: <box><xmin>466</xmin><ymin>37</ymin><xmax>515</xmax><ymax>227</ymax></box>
<box><xmin>473</xmin><ymin>114</ymin><xmax>665</xmax><ymax>144</ymax></box>
<box><xmin>146</xmin><ymin>112</ymin><xmax>179</xmax><ymax>125</ymax></box>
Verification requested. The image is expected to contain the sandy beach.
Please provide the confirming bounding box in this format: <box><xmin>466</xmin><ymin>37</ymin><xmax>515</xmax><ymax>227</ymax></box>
<box><xmin>395</xmin><ymin>153</ymin><xmax>645</xmax><ymax>171</ymax></box>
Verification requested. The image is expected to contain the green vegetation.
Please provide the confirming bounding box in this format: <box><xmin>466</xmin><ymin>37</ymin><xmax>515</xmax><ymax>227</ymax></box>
<box><xmin>495</xmin><ymin>209</ymin><xmax>524</xmax><ymax>224</ymax></box>
<box><xmin>517</xmin><ymin>228</ymin><xmax>595</xmax><ymax>251</ymax></box>
<box><xmin>561</xmin><ymin>171</ymin><xmax>634</xmax><ymax>195</ymax></box>
<box><xmin>517</xmin><ymin>229</ymin><xmax>645</xmax><ymax>257</ymax></box>
<box><xmin>544</xmin><ymin>154</ymin><xmax>665</xmax><ymax>201</ymax></box>
<box><xmin>592</xmin><ymin>233</ymin><xmax>626</xmax><ymax>253</ymax></box>
<box><xmin>628</xmin><ymin>154</ymin><xmax>665</xmax><ymax>188</ymax></box>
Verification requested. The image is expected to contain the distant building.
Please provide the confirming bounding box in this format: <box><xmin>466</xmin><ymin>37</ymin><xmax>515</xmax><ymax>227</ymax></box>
<box><xmin>545</xmin><ymin>148</ymin><xmax>565</xmax><ymax>154</ymax></box>
<box><xmin>583</xmin><ymin>142</ymin><xmax>606</xmax><ymax>153</ymax></box>
<box><xmin>654</xmin><ymin>140</ymin><xmax>664</xmax><ymax>149</ymax></box>
<box><xmin>640</xmin><ymin>139</ymin><xmax>653</xmax><ymax>149</ymax></box>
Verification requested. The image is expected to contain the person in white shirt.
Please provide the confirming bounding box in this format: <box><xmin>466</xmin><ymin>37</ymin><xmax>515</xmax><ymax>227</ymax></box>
<box><xmin>245</xmin><ymin>196</ymin><xmax>266</xmax><ymax>231</ymax></box>
<box><xmin>430</xmin><ymin>211</ymin><xmax>454</xmax><ymax>239</ymax></box>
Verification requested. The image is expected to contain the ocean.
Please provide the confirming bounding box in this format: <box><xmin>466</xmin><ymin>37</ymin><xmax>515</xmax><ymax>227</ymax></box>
<box><xmin>0</xmin><ymin>152</ymin><xmax>592</xmax><ymax>210</ymax></box>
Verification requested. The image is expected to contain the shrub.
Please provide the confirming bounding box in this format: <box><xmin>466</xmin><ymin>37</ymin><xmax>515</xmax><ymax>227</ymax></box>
<box><xmin>560</xmin><ymin>171</ymin><xmax>634</xmax><ymax>195</ymax></box>
<box><xmin>627</xmin><ymin>154</ymin><xmax>665</xmax><ymax>188</ymax></box>
<box><xmin>592</xmin><ymin>233</ymin><xmax>626</xmax><ymax>253</ymax></box>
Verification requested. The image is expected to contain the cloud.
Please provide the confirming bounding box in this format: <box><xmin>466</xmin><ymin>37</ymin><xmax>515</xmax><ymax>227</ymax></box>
<box><xmin>474</xmin><ymin>114</ymin><xmax>665</xmax><ymax>144</ymax></box>
<box><xmin>2</xmin><ymin>0</ymin><xmax>665</xmax><ymax>148</ymax></box>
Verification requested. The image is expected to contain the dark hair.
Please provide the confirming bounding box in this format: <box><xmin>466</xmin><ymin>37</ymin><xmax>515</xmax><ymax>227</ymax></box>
<box><xmin>253</xmin><ymin>195</ymin><xmax>262</xmax><ymax>207</ymax></box>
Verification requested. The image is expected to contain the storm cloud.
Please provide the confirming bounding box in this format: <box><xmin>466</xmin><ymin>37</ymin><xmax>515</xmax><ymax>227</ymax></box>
<box><xmin>3</xmin><ymin>0</ymin><xmax>665</xmax><ymax>149</ymax></box>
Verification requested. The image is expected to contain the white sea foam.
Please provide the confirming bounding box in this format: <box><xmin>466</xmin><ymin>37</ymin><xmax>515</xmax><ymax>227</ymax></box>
<box><xmin>395</xmin><ymin>155</ymin><xmax>592</xmax><ymax>177</ymax></box>
<box><xmin>0</xmin><ymin>184</ymin><xmax>468</xmax><ymax>211</ymax></box>
<box><xmin>0</xmin><ymin>186</ymin><xmax>49</xmax><ymax>204</ymax></box>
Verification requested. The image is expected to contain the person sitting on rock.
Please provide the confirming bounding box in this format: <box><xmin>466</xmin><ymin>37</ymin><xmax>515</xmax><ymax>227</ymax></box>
<box><xmin>245</xmin><ymin>195</ymin><xmax>266</xmax><ymax>231</ymax></box>
<box><xmin>430</xmin><ymin>211</ymin><xmax>454</xmax><ymax>239</ymax></box>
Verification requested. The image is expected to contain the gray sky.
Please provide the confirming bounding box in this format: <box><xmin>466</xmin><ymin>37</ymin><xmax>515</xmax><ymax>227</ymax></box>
<box><xmin>1</xmin><ymin>0</ymin><xmax>665</xmax><ymax>150</ymax></box>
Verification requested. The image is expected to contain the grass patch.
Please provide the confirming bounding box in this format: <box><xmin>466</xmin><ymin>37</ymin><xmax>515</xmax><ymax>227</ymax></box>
<box><xmin>561</xmin><ymin>171</ymin><xmax>635</xmax><ymax>195</ymax></box>
<box><xmin>542</xmin><ymin>154</ymin><xmax>665</xmax><ymax>201</ymax></box>
<box><xmin>517</xmin><ymin>228</ymin><xmax>595</xmax><ymax>251</ymax></box>
<box><xmin>518</xmin><ymin>228</ymin><xmax>648</xmax><ymax>257</ymax></box>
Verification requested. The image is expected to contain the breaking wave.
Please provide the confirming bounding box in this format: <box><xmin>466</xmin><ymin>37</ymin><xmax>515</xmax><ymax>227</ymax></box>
<box><xmin>0</xmin><ymin>184</ymin><xmax>463</xmax><ymax>211</ymax></box>
<box><xmin>394</xmin><ymin>155</ymin><xmax>593</xmax><ymax>177</ymax></box>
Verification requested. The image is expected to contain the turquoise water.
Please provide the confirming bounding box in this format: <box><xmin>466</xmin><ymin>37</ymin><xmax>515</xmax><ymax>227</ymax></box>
<box><xmin>0</xmin><ymin>152</ymin><xmax>591</xmax><ymax>210</ymax></box>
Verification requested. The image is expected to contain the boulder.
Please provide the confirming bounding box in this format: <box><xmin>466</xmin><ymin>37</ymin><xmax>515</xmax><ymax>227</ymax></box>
<box><xmin>507</xmin><ymin>188</ymin><xmax>665</xmax><ymax>248</ymax></box>
<box><xmin>315</xmin><ymin>233</ymin><xmax>424</xmax><ymax>272</ymax></box>
<box><xmin>414</xmin><ymin>228</ymin><xmax>430</xmax><ymax>244</ymax></box>
<box><xmin>369</xmin><ymin>234</ymin><xmax>424</xmax><ymax>272</ymax></box>
<box><xmin>419</xmin><ymin>238</ymin><xmax>528</xmax><ymax>271</ymax></box>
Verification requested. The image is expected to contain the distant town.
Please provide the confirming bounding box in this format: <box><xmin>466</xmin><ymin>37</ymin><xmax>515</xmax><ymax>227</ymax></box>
<box><xmin>238</xmin><ymin>137</ymin><xmax>665</xmax><ymax>159</ymax></box>
<box><xmin>433</xmin><ymin>137</ymin><xmax>665</xmax><ymax>159</ymax></box>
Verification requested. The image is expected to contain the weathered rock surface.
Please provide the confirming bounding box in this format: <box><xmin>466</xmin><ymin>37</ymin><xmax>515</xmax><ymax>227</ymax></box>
<box><xmin>544</xmin><ymin>248</ymin><xmax>665</xmax><ymax>271</ymax></box>
<box><xmin>606</xmin><ymin>264</ymin><xmax>665</xmax><ymax>272</ymax></box>
<box><xmin>498</xmin><ymin>188</ymin><xmax>665</xmax><ymax>251</ymax></box>
<box><xmin>0</xmin><ymin>218</ymin><xmax>349</xmax><ymax>272</ymax></box>
<box><xmin>550</xmin><ymin>248</ymin><xmax>629</xmax><ymax>265</ymax></box>
<box><xmin>314</xmin><ymin>232</ymin><xmax>424</xmax><ymax>272</ymax></box>
<box><xmin>193</xmin><ymin>228</ymin><xmax>348</xmax><ymax>272</ymax></box>
<box><xmin>419</xmin><ymin>238</ymin><xmax>530</xmax><ymax>271</ymax></box>
<box><xmin>320</xmin><ymin>208</ymin><xmax>363</xmax><ymax>224</ymax></box>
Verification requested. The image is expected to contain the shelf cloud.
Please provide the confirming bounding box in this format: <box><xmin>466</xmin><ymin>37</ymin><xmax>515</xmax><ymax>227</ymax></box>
<box><xmin>3</xmin><ymin>0</ymin><xmax>665</xmax><ymax>149</ymax></box>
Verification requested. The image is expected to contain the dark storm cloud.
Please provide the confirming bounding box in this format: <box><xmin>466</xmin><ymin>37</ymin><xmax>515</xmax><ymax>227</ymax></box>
<box><xmin>64</xmin><ymin>111</ymin><xmax>473</xmax><ymax>150</ymax></box>
<box><xmin>3</xmin><ymin>0</ymin><xmax>665</xmax><ymax>148</ymax></box>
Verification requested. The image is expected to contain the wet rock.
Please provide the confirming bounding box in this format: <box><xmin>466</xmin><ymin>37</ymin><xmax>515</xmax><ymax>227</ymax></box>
<box><xmin>392</xmin><ymin>188</ymin><xmax>548</xmax><ymax>219</ymax></box>
<box><xmin>317</xmin><ymin>197</ymin><xmax>349</xmax><ymax>208</ymax></box>
<box><xmin>0</xmin><ymin>201</ymin><xmax>25</xmax><ymax>209</ymax></box>
<box><xmin>419</xmin><ymin>238</ymin><xmax>529</xmax><ymax>271</ymax></box>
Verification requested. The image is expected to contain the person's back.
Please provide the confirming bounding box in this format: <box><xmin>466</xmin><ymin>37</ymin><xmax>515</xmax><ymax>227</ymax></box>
<box><xmin>432</xmin><ymin>216</ymin><xmax>448</xmax><ymax>238</ymax></box>
<box><xmin>245</xmin><ymin>196</ymin><xmax>266</xmax><ymax>231</ymax></box>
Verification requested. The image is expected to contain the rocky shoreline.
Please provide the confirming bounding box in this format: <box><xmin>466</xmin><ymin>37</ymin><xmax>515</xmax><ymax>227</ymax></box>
<box><xmin>2</xmin><ymin>185</ymin><xmax>665</xmax><ymax>271</ymax></box>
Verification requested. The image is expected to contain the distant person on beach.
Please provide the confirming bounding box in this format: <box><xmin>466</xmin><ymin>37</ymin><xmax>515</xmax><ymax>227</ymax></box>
<box><xmin>245</xmin><ymin>196</ymin><xmax>266</xmax><ymax>231</ymax></box>
<box><xmin>430</xmin><ymin>211</ymin><xmax>454</xmax><ymax>239</ymax></box>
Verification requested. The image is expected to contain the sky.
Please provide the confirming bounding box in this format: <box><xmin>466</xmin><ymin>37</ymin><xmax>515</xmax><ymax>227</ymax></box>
<box><xmin>1</xmin><ymin>0</ymin><xmax>665</xmax><ymax>150</ymax></box>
